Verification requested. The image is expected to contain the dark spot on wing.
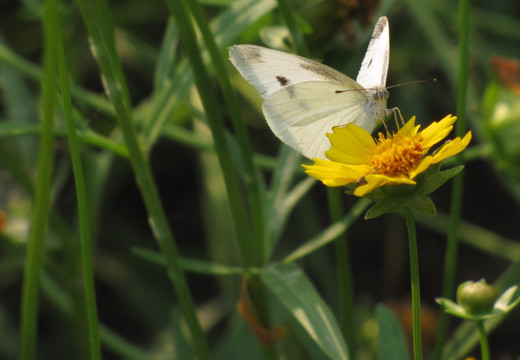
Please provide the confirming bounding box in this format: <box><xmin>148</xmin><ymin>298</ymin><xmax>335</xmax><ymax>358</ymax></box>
<box><xmin>372</xmin><ymin>17</ymin><xmax>388</xmax><ymax>38</ymax></box>
<box><xmin>367</xmin><ymin>58</ymin><xmax>373</xmax><ymax>68</ymax></box>
<box><xmin>299</xmin><ymin>61</ymin><xmax>346</xmax><ymax>83</ymax></box>
<box><xmin>276</xmin><ymin>76</ymin><xmax>290</xmax><ymax>86</ymax></box>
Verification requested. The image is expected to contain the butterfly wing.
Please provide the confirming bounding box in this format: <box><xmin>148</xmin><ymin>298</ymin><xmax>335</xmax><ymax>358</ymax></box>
<box><xmin>229</xmin><ymin>43</ymin><xmax>388</xmax><ymax>159</ymax></box>
<box><xmin>356</xmin><ymin>16</ymin><xmax>390</xmax><ymax>89</ymax></box>
<box><xmin>229</xmin><ymin>45</ymin><xmax>355</xmax><ymax>99</ymax></box>
<box><xmin>262</xmin><ymin>81</ymin><xmax>374</xmax><ymax>159</ymax></box>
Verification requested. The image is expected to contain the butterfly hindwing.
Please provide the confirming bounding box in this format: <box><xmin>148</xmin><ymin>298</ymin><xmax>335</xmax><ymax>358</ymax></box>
<box><xmin>262</xmin><ymin>81</ymin><xmax>371</xmax><ymax>159</ymax></box>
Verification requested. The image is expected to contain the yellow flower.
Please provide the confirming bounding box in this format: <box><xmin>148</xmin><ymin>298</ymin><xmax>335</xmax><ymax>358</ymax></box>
<box><xmin>303</xmin><ymin>115</ymin><xmax>472</xmax><ymax>197</ymax></box>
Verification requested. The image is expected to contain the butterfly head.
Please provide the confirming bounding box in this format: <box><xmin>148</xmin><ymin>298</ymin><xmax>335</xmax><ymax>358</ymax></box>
<box><xmin>374</xmin><ymin>88</ymin><xmax>389</xmax><ymax>101</ymax></box>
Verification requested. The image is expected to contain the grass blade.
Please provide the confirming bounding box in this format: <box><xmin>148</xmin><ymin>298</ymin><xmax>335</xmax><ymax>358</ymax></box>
<box><xmin>282</xmin><ymin>198</ymin><xmax>370</xmax><ymax>264</ymax></box>
<box><xmin>75</xmin><ymin>0</ymin><xmax>210</xmax><ymax>357</ymax></box>
<box><xmin>19</xmin><ymin>0</ymin><xmax>58</xmax><ymax>357</ymax></box>
<box><xmin>55</xmin><ymin>1</ymin><xmax>102</xmax><ymax>358</ymax></box>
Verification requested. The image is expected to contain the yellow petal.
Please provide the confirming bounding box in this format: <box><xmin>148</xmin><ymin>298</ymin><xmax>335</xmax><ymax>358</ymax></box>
<box><xmin>325</xmin><ymin>124</ymin><xmax>376</xmax><ymax>164</ymax></box>
<box><xmin>397</xmin><ymin>116</ymin><xmax>419</xmax><ymax>137</ymax></box>
<box><xmin>302</xmin><ymin>159</ymin><xmax>370</xmax><ymax>187</ymax></box>
<box><xmin>354</xmin><ymin>174</ymin><xmax>416</xmax><ymax>197</ymax></box>
<box><xmin>409</xmin><ymin>131</ymin><xmax>472</xmax><ymax>178</ymax></box>
<box><xmin>419</xmin><ymin>115</ymin><xmax>457</xmax><ymax>149</ymax></box>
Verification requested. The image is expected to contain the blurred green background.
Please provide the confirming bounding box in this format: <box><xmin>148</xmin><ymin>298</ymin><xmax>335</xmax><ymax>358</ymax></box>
<box><xmin>1</xmin><ymin>0</ymin><xmax>520</xmax><ymax>359</ymax></box>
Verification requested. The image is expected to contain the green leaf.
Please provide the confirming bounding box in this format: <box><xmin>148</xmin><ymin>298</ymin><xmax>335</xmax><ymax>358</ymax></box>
<box><xmin>376</xmin><ymin>305</ymin><xmax>411</xmax><ymax>360</ymax></box>
<box><xmin>261</xmin><ymin>263</ymin><xmax>349</xmax><ymax>360</ymax></box>
<box><xmin>214</xmin><ymin>316</ymin><xmax>262</xmax><ymax>360</ymax></box>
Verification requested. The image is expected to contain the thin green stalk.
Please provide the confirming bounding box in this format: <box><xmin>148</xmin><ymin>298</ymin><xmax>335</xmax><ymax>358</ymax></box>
<box><xmin>184</xmin><ymin>0</ymin><xmax>267</xmax><ymax>264</ymax></box>
<box><xmin>433</xmin><ymin>0</ymin><xmax>470</xmax><ymax>358</ymax></box>
<box><xmin>0</xmin><ymin>121</ymin><xmax>128</xmax><ymax>157</ymax></box>
<box><xmin>327</xmin><ymin>188</ymin><xmax>356</xmax><ymax>360</ymax></box>
<box><xmin>99</xmin><ymin>325</ymin><xmax>150</xmax><ymax>360</ymax></box>
<box><xmin>404</xmin><ymin>208</ymin><xmax>422</xmax><ymax>360</ymax></box>
<box><xmin>455</xmin><ymin>0</ymin><xmax>470</xmax><ymax>134</ymax></box>
<box><xmin>477</xmin><ymin>321</ymin><xmax>490</xmax><ymax>360</ymax></box>
<box><xmin>55</xmin><ymin>2</ymin><xmax>102</xmax><ymax>358</ymax></box>
<box><xmin>276</xmin><ymin>0</ymin><xmax>309</xmax><ymax>57</ymax></box>
<box><xmin>283</xmin><ymin>198</ymin><xmax>370</xmax><ymax>264</ymax></box>
<box><xmin>0</xmin><ymin>43</ymin><xmax>114</xmax><ymax>116</ymax></box>
<box><xmin>75</xmin><ymin>0</ymin><xmax>209</xmax><ymax>358</ymax></box>
<box><xmin>247</xmin><ymin>277</ymin><xmax>278</xmax><ymax>360</ymax></box>
<box><xmin>163</xmin><ymin>0</ymin><xmax>255</xmax><ymax>267</ymax></box>
<box><xmin>166</xmin><ymin>1</ymin><xmax>274</xmax><ymax>357</ymax></box>
<box><xmin>40</xmin><ymin>269</ymin><xmax>149</xmax><ymax>360</ymax></box>
<box><xmin>19</xmin><ymin>0</ymin><xmax>58</xmax><ymax>357</ymax></box>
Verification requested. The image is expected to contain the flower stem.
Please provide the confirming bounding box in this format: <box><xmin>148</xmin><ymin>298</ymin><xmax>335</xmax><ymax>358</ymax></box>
<box><xmin>477</xmin><ymin>321</ymin><xmax>490</xmax><ymax>360</ymax></box>
<box><xmin>405</xmin><ymin>207</ymin><xmax>423</xmax><ymax>360</ymax></box>
<box><xmin>327</xmin><ymin>188</ymin><xmax>356</xmax><ymax>360</ymax></box>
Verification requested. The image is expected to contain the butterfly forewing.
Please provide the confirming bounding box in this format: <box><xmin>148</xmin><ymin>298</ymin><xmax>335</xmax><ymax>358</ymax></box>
<box><xmin>356</xmin><ymin>16</ymin><xmax>390</xmax><ymax>89</ymax></box>
<box><xmin>229</xmin><ymin>45</ymin><xmax>355</xmax><ymax>98</ymax></box>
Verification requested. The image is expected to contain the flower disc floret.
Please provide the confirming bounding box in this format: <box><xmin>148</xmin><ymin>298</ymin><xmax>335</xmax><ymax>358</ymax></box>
<box><xmin>369</xmin><ymin>132</ymin><xmax>425</xmax><ymax>177</ymax></box>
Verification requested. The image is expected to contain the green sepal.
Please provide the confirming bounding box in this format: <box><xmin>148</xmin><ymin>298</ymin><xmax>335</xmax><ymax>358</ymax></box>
<box><xmin>435</xmin><ymin>297</ymin><xmax>475</xmax><ymax>320</ymax></box>
<box><xmin>420</xmin><ymin>165</ymin><xmax>464</xmax><ymax>195</ymax></box>
<box><xmin>361</xmin><ymin>164</ymin><xmax>464</xmax><ymax>219</ymax></box>
<box><xmin>365</xmin><ymin>195</ymin><xmax>435</xmax><ymax>219</ymax></box>
<box><xmin>365</xmin><ymin>198</ymin><xmax>402</xmax><ymax>219</ymax></box>
<box><xmin>407</xmin><ymin>195</ymin><xmax>436</xmax><ymax>216</ymax></box>
<box><xmin>436</xmin><ymin>285</ymin><xmax>520</xmax><ymax>321</ymax></box>
<box><xmin>493</xmin><ymin>285</ymin><xmax>520</xmax><ymax>314</ymax></box>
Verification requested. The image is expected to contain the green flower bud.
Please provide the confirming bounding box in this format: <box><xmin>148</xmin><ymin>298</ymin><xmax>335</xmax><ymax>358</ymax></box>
<box><xmin>457</xmin><ymin>280</ymin><xmax>498</xmax><ymax>315</ymax></box>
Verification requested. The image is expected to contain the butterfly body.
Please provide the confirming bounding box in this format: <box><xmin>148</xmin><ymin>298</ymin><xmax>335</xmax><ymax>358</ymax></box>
<box><xmin>229</xmin><ymin>16</ymin><xmax>390</xmax><ymax>159</ymax></box>
<box><xmin>363</xmin><ymin>87</ymin><xmax>389</xmax><ymax>123</ymax></box>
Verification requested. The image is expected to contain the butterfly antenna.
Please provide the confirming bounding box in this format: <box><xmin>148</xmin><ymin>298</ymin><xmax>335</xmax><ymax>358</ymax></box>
<box><xmin>386</xmin><ymin>78</ymin><xmax>437</xmax><ymax>90</ymax></box>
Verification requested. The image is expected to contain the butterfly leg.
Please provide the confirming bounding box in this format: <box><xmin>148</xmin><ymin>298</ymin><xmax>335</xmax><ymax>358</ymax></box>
<box><xmin>385</xmin><ymin>107</ymin><xmax>404</xmax><ymax>129</ymax></box>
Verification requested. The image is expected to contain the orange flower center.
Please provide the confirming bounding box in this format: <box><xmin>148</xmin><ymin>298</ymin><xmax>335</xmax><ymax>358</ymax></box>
<box><xmin>369</xmin><ymin>132</ymin><xmax>425</xmax><ymax>176</ymax></box>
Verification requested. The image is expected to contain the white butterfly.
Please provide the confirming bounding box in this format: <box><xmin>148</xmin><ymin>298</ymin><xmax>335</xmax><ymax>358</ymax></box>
<box><xmin>228</xmin><ymin>16</ymin><xmax>390</xmax><ymax>159</ymax></box>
